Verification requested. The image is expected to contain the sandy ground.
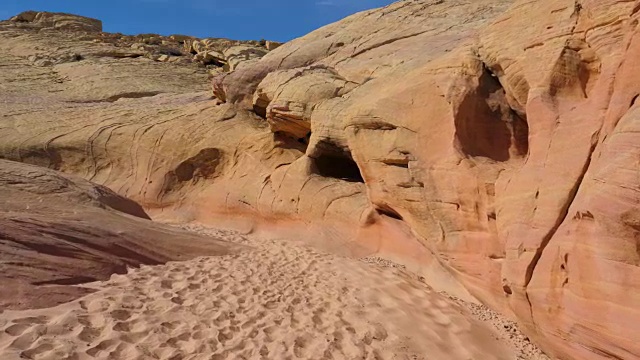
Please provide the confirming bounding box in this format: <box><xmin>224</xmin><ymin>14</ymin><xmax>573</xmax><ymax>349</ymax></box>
<box><xmin>0</xmin><ymin>226</ymin><xmax>549</xmax><ymax>360</ymax></box>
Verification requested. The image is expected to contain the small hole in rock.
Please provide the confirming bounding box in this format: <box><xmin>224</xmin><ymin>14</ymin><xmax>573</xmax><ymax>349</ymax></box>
<box><xmin>631</xmin><ymin>94</ymin><xmax>639</xmax><ymax>108</ymax></box>
<box><xmin>297</xmin><ymin>132</ymin><xmax>311</xmax><ymax>145</ymax></box>
<box><xmin>309</xmin><ymin>140</ymin><xmax>364</xmax><ymax>183</ymax></box>
<box><xmin>311</xmin><ymin>155</ymin><xmax>364</xmax><ymax>183</ymax></box>
<box><xmin>376</xmin><ymin>206</ymin><xmax>403</xmax><ymax>221</ymax></box>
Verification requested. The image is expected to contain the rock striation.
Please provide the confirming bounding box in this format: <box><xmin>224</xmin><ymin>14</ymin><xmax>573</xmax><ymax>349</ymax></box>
<box><xmin>9</xmin><ymin>11</ymin><xmax>103</xmax><ymax>32</ymax></box>
<box><xmin>0</xmin><ymin>160</ymin><xmax>240</xmax><ymax>310</ymax></box>
<box><xmin>0</xmin><ymin>3</ymin><xmax>639</xmax><ymax>360</ymax></box>
<box><xmin>4</xmin><ymin>11</ymin><xmax>278</xmax><ymax>73</ymax></box>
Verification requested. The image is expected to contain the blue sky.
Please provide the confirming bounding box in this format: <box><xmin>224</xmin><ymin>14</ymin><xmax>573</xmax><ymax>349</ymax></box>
<box><xmin>0</xmin><ymin>0</ymin><xmax>395</xmax><ymax>42</ymax></box>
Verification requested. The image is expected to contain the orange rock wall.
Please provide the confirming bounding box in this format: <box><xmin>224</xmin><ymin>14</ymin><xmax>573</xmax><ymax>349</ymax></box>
<box><xmin>1</xmin><ymin>2</ymin><xmax>639</xmax><ymax>358</ymax></box>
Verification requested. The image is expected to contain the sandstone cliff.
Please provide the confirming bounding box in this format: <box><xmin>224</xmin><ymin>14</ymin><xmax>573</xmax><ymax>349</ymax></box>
<box><xmin>0</xmin><ymin>3</ymin><xmax>638</xmax><ymax>359</ymax></box>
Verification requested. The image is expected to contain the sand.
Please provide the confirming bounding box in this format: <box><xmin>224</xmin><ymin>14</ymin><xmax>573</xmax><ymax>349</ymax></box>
<box><xmin>0</xmin><ymin>226</ymin><xmax>547</xmax><ymax>360</ymax></box>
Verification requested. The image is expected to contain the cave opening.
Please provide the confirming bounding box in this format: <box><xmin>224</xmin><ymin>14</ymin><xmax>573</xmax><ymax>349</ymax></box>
<box><xmin>309</xmin><ymin>140</ymin><xmax>364</xmax><ymax>183</ymax></box>
<box><xmin>311</xmin><ymin>154</ymin><xmax>364</xmax><ymax>183</ymax></box>
<box><xmin>455</xmin><ymin>64</ymin><xmax>529</xmax><ymax>161</ymax></box>
<box><xmin>253</xmin><ymin>103</ymin><xmax>267</xmax><ymax>118</ymax></box>
<box><xmin>297</xmin><ymin>131</ymin><xmax>311</xmax><ymax>146</ymax></box>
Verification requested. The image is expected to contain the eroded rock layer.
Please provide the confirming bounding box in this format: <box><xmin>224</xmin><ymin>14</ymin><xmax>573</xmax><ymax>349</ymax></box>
<box><xmin>0</xmin><ymin>3</ymin><xmax>638</xmax><ymax>359</ymax></box>
<box><xmin>0</xmin><ymin>160</ymin><xmax>240</xmax><ymax>310</ymax></box>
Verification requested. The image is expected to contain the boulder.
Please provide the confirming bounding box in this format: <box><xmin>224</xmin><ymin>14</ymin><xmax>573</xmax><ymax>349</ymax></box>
<box><xmin>187</xmin><ymin>39</ymin><xmax>269</xmax><ymax>70</ymax></box>
<box><xmin>194</xmin><ymin>49</ymin><xmax>226</xmax><ymax>66</ymax></box>
<box><xmin>265</xmin><ymin>40</ymin><xmax>283</xmax><ymax>51</ymax></box>
<box><xmin>10</xmin><ymin>11</ymin><xmax>38</xmax><ymax>22</ymax></box>
<box><xmin>223</xmin><ymin>45</ymin><xmax>268</xmax><ymax>71</ymax></box>
<box><xmin>253</xmin><ymin>66</ymin><xmax>357</xmax><ymax>137</ymax></box>
<box><xmin>131</xmin><ymin>43</ymin><xmax>147</xmax><ymax>50</ymax></box>
<box><xmin>10</xmin><ymin>11</ymin><xmax>102</xmax><ymax>32</ymax></box>
<box><xmin>192</xmin><ymin>38</ymin><xmax>221</xmax><ymax>53</ymax></box>
<box><xmin>169</xmin><ymin>34</ymin><xmax>193</xmax><ymax>43</ymax></box>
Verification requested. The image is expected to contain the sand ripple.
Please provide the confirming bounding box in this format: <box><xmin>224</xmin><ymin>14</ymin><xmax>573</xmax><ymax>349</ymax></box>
<box><xmin>1</xmin><ymin>228</ymin><xmax>516</xmax><ymax>360</ymax></box>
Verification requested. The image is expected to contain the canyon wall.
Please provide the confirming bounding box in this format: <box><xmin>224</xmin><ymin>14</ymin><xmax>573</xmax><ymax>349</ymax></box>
<box><xmin>1</xmin><ymin>2</ymin><xmax>639</xmax><ymax>359</ymax></box>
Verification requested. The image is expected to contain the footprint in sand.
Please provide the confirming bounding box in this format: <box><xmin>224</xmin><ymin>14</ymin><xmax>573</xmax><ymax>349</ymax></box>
<box><xmin>78</xmin><ymin>325</ymin><xmax>102</xmax><ymax>343</ymax></box>
<box><xmin>86</xmin><ymin>339</ymin><xmax>118</xmax><ymax>357</ymax></box>
<box><xmin>4</xmin><ymin>323</ymin><xmax>31</xmax><ymax>336</ymax></box>
<box><xmin>20</xmin><ymin>342</ymin><xmax>55</xmax><ymax>359</ymax></box>
<box><xmin>160</xmin><ymin>279</ymin><xmax>173</xmax><ymax>289</ymax></box>
<box><xmin>160</xmin><ymin>321</ymin><xmax>180</xmax><ymax>332</ymax></box>
<box><xmin>192</xmin><ymin>330</ymin><xmax>207</xmax><ymax>340</ymax></box>
<box><xmin>110</xmin><ymin>309</ymin><xmax>132</xmax><ymax>321</ymax></box>
<box><xmin>293</xmin><ymin>335</ymin><xmax>311</xmax><ymax>358</ymax></box>
<box><xmin>112</xmin><ymin>321</ymin><xmax>131</xmax><ymax>332</ymax></box>
<box><xmin>83</xmin><ymin>298</ymin><xmax>111</xmax><ymax>313</ymax></box>
<box><xmin>217</xmin><ymin>329</ymin><xmax>235</xmax><ymax>343</ymax></box>
<box><xmin>9</xmin><ymin>325</ymin><xmax>46</xmax><ymax>350</ymax></box>
<box><xmin>0</xmin><ymin>227</ymin><xmax>544</xmax><ymax>360</ymax></box>
<box><xmin>170</xmin><ymin>296</ymin><xmax>184</xmax><ymax>305</ymax></box>
<box><xmin>119</xmin><ymin>330</ymin><xmax>148</xmax><ymax>344</ymax></box>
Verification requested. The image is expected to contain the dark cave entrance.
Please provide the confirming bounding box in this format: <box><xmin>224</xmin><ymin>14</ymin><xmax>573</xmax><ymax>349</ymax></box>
<box><xmin>455</xmin><ymin>65</ymin><xmax>529</xmax><ymax>161</ymax></box>
<box><xmin>309</xmin><ymin>140</ymin><xmax>364</xmax><ymax>183</ymax></box>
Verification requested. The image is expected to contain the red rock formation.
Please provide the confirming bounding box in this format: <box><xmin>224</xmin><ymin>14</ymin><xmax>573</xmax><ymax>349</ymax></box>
<box><xmin>0</xmin><ymin>160</ymin><xmax>240</xmax><ymax>310</ymax></box>
<box><xmin>0</xmin><ymin>2</ymin><xmax>638</xmax><ymax>358</ymax></box>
